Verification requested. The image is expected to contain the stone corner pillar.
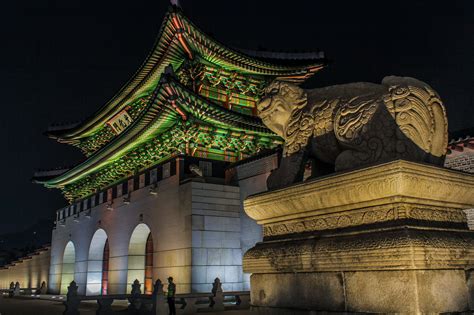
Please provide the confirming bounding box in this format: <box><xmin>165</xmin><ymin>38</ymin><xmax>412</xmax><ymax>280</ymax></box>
<box><xmin>243</xmin><ymin>160</ymin><xmax>474</xmax><ymax>314</ymax></box>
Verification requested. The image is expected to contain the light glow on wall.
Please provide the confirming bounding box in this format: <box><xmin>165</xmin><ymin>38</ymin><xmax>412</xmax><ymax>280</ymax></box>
<box><xmin>127</xmin><ymin>223</ymin><xmax>152</xmax><ymax>293</ymax></box>
<box><xmin>86</xmin><ymin>229</ymin><xmax>108</xmax><ymax>296</ymax></box>
<box><xmin>60</xmin><ymin>242</ymin><xmax>75</xmax><ymax>295</ymax></box>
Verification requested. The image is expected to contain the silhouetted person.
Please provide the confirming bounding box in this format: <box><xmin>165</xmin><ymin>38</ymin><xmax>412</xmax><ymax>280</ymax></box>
<box><xmin>167</xmin><ymin>276</ymin><xmax>176</xmax><ymax>315</ymax></box>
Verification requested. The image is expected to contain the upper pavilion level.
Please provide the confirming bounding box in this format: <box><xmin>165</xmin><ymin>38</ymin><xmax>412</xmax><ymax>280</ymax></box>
<box><xmin>34</xmin><ymin>5</ymin><xmax>326</xmax><ymax>202</ymax></box>
<box><xmin>45</xmin><ymin>6</ymin><xmax>326</xmax><ymax>157</ymax></box>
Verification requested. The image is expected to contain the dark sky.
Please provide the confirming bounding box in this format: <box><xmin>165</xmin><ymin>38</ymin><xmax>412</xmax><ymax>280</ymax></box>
<box><xmin>1</xmin><ymin>0</ymin><xmax>473</xmax><ymax>235</ymax></box>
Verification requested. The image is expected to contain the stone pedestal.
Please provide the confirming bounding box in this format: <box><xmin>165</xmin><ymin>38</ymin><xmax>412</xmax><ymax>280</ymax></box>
<box><xmin>243</xmin><ymin>160</ymin><xmax>474</xmax><ymax>314</ymax></box>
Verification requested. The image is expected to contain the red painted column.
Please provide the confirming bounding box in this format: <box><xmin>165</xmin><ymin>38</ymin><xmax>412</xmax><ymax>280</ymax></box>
<box><xmin>101</xmin><ymin>240</ymin><xmax>109</xmax><ymax>295</ymax></box>
<box><xmin>145</xmin><ymin>234</ymin><xmax>154</xmax><ymax>294</ymax></box>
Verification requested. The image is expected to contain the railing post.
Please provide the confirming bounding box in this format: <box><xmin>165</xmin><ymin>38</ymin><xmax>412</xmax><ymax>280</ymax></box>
<box><xmin>8</xmin><ymin>282</ymin><xmax>14</xmax><ymax>297</ymax></box>
<box><xmin>39</xmin><ymin>281</ymin><xmax>47</xmax><ymax>294</ymax></box>
<box><xmin>13</xmin><ymin>282</ymin><xmax>20</xmax><ymax>297</ymax></box>
<box><xmin>210</xmin><ymin>277</ymin><xmax>224</xmax><ymax>311</ymax></box>
<box><xmin>128</xmin><ymin>279</ymin><xmax>142</xmax><ymax>313</ymax></box>
<box><xmin>152</xmin><ymin>279</ymin><xmax>167</xmax><ymax>315</ymax></box>
<box><xmin>63</xmin><ymin>281</ymin><xmax>80</xmax><ymax>315</ymax></box>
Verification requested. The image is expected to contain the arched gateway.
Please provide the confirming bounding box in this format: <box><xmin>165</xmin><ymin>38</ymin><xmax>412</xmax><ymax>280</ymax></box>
<box><xmin>86</xmin><ymin>229</ymin><xmax>109</xmax><ymax>295</ymax></box>
<box><xmin>127</xmin><ymin>224</ymin><xmax>153</xmax><ymax>294</ymax></box>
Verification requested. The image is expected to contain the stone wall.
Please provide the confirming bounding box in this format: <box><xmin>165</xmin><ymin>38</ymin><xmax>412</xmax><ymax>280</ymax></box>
<box><xmin>47</xmin><ymin>156</ymin><xmax>251</xmax><ymax>295</ymax></box>
<box><xmin>49</xmin><ymin>169</ymin><xmax>192</xmax><ymax>295</ymax></box>
<box><xmin>0</xmin><ymin>246</ymin><xmax>50</xmax><ymax>290</ymax></box>
<box><xmin>444</xmin><ymin>149</ymin><xmax>474</xmax><ymax>229</ymax></box>
<box><xmin>445</xmin><ymin>150</ymin><xmax>474</xmax><ymax>173</ymax></box>
<box><xmin>190</xmin><ymin>181</ymin><xmax>242</xmax><ymax>292</ymax></box>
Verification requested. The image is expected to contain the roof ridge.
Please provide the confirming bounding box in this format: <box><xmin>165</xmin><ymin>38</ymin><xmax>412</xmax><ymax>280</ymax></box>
<box><xmin>235</xmin><ymin>48</ymin><xmax>325</xmax><ymax>61</ymax></box>
<box><xmin>46</xmin><ymin>8</ymin><xmax>325</xmax><ymax>144</ymax></box>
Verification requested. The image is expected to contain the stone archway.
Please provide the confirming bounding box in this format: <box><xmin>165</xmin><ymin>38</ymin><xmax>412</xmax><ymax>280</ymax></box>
<box><xmin>86</xmin><ymin>229</ymin><xmax>109</xmax><ymax>295</ymax></box>
<box><xmin>127</xmin><ymin>223</ymin><xmax>154</xmax><ymax>294</ymax></box>
<box><xmin>60</xmin><ymin>241</ymin><xmax>76</xmax><ymax>294</ymax></box>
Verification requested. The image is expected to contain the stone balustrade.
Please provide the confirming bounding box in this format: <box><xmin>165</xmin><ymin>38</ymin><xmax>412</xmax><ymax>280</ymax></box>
<box><xmin>62</xmin><ymin>278</ymin><xmax>250</xmax><ymax>315</ymax></box>
<box><xmin>1</xmin><ymin>281</ymin><xmax>48</xmax><ymax>297</ymax></box>
<box><xmin>0</xmin><ymin>281</ymin><xmax>47</xmax><ymax>297</ymax></box>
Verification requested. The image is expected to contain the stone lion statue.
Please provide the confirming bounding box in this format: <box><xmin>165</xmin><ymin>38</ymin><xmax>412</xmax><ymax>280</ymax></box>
<box><xmin>258</xmin><ymin>76</ymin><xmax>448</xmax><ymax>190</ymax></box>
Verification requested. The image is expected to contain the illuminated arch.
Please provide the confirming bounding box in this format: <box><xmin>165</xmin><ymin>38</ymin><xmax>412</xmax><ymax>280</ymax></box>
<box><xmin>60</xmin><ymin>241</ymin><xmax>76</xmax><ymax>294</ymax></box>
<box><xmin>127</xmin><ymin>223</ymin><xmax>154</xmax><ymax>294</ymax></box>
<box><xmin>86</xmin><ymin>229</ymin><xmax>109</xmax><ymax>295</ymax></box>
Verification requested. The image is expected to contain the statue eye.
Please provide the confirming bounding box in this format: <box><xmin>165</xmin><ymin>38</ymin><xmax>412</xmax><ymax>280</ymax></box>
<box><xmin>265</xmin><ymin>87</ymin><xmax>279</xmax><ymax>96</ymax></box>
<box><xmin>395</xmin><ymin>87</ymin><xmax>408</xmax><ymax>95</ymax></box>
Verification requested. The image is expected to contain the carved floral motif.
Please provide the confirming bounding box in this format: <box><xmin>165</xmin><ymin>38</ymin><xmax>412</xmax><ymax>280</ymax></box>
<box><xmin>262</xmin><ymin>204</ymin><xmax>467</xmax><ymax>237</ymax></box>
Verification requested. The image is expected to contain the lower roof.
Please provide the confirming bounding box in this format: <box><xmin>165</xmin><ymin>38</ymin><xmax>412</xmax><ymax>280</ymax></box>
<box><xmin>34</xmin><ymin>71</ymin><xmax>280</xmax><ymax>189</ymax></box>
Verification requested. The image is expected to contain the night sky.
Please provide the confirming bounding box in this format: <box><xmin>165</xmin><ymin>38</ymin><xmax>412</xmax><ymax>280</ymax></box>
<box><xmin>1</xmin><ymin>0</ymin><xmax>473</xmax><ymax>235</ymax></box>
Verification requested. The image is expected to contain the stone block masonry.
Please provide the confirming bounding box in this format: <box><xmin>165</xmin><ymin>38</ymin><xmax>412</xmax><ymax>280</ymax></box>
<box><xmin>243</xmin><ymin>160</ymin><xmax>474</xmax><ymax>313</ymax></box>
<box><xmin>190</xmin><ymin>181</ymin><xmax>244</xmax><ymax>292</ymax></box>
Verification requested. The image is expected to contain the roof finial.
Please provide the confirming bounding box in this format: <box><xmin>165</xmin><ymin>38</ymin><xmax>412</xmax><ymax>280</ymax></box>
<box><xmin>170</xmin><ymin>0</ymin><xmax>180</xmax><ymax>7</ymax></box>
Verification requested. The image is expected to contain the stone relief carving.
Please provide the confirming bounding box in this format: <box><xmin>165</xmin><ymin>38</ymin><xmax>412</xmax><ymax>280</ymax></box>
<box><xmin>257</xmin><ymin>76</ymin><xmax>448</xmax><ymax>189</ymax></box>
<box><xmin>244</xmin><ymin>229</ymin><xmax>474</xmax><ymax>273</ymax></box>
<box><xmin>263</xmin><ymin>206</ymin><xmax>395</xmax><ymax>237</ymax></box>
<box><xmin>262</xmin><ymin>205</ymin><xmax>466</xmax><ymax>237</ymax></box>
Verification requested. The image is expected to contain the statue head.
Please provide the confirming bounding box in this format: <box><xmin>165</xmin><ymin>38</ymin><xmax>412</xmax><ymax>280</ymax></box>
<box><xmin>257</xmin><ymin>80</ymin><xmax>307</xmax><ymax>138</ymax></box>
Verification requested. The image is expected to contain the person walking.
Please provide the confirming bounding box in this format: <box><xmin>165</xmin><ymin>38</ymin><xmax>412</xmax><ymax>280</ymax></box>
<box><xmin>167</xmin><ymin>276</ymin><xmax>176</xmax><ymax>315</ymax></box>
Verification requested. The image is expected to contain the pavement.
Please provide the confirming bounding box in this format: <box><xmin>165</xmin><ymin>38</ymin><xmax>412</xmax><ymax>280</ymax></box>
<box><xmin>0</xmin><ymin>295</ymin><xmax>257</xmax><ymax>315</ymax></box>
<box><xmin>0</xmin><ymin>295</ymin><xmax>97</xmax><ymax>315</ymax></box>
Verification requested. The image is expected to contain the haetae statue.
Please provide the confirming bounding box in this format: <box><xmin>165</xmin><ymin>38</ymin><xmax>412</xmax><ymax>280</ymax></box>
<box><xmin>257</xmin><ymin>76</ymin><xmax>448</xmax><ymax>189</ymax></box>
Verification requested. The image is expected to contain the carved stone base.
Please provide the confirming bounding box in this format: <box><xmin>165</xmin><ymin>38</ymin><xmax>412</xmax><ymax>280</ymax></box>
<box><xmin>250</xmin><ymin>269</ymin><xmax>472</xmax><ymax>314</ymax></box>
<box><xmin>246</xmin><ymin>227</ymin><xmax>474</xmax><ymax>313</ymax></box>
<box><xmin>243</xmin><ymin>161</ymin><xmax>474</xmax><ymax>314</ymax></box>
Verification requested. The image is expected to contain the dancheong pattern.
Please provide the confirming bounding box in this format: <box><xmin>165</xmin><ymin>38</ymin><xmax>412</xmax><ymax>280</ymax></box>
<box><xmin>34</xmin><ymin>6</ymin><xmax>325</xmax><ymax>202</ymax></box>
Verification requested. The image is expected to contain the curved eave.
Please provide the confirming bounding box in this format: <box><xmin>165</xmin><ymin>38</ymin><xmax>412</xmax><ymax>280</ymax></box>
<box><xmin>47</xmin><ymin>8</ymin><xmax>184</xmax><ymax>142</ymax></box>
<box><xmin>32</xmin><ymin>167</ymin><xmax>70</xmax><ymax>183</ymax></box>
<box><xmin>36</xmin><ymin>83</ymin><xmax>177</xmax><ymax>187</ymax></box>
<box><xmin>176</xmin><ymin>12</ymin><xmax>326</xmax><ymax>77</ymax></box>
<box><xmin>37</xmin><ymin>76</ymin><xmax>277</xmax><ymax>188</ymax></box>
<box><xmin>49</xmin><ymin>6</ymin><xmax>325</xmax><ymax>143</ymax></box>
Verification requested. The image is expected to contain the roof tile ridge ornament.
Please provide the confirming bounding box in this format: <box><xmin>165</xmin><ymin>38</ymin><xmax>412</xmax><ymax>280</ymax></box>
<box><xmin>170</xmin><ymin>0</ymin><xmax>181</xmax><ymax>8</ymax></box>
<box><xmin>446</xmin><ymin>127</ymin><xmax>474</xmax><ymax>155</ymax></box>
<box><xmin>236</xmin><ymin>48</ymin><xmax>325</xmax><ymax>61</ymax></box>
<box><xmin>162</xmin><ymin>64</ymin><xmax>177</xmax><ymax>82</ymax></box>
<box><xmin>170</xmin><ymin>8</ymin><xmax>193</xmax><ymax>60</ymax></box>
